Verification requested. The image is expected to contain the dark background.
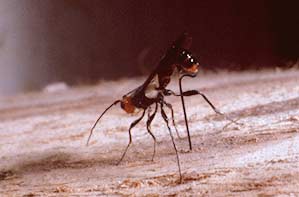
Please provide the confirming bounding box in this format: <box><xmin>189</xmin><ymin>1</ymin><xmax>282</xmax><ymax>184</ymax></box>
<box><xmin>44</xmin><ymin>0</ymin><xmax>299</xmax><ymax>83</ymax></box>
<box><xmin>1</xmin><ymin>0</ymin><xmax>299</xmax><ymax>95</ymax></box>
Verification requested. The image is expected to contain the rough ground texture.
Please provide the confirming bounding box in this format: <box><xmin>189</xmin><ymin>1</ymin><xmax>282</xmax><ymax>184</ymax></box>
<box><xmin>0</xmin><ymin>70</ymin><xmax>299</xmax><ymax>196</ymax></box>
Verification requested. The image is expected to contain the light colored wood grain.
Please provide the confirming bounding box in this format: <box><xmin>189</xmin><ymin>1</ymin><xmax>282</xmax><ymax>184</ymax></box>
<box><xmin>1</xmin><ymin>70</ymin><xmax>299</xmax><ymax>196</ymax></box>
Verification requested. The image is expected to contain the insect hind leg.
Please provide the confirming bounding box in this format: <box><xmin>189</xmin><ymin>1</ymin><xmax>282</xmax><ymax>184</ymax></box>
<box><xmin>87</xmin><ymin>100</ymin><xmax>121</xmax><ymax>146</ymax></box>
<box><xmin>117</xmin><ymin>109</ymin><xmax>146</xmax><ymax>165</ymax></box>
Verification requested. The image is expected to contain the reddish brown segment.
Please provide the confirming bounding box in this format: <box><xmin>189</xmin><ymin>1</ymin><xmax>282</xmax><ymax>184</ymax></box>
<box><xmin>184</xmin><ymin>64</ymin><xmax>199</xmax><ymax>74</ymax></box>
<box><xmin>121</xmin><ymin>96</ymin><xmax>136</xmax><ymax>114</ymax></box>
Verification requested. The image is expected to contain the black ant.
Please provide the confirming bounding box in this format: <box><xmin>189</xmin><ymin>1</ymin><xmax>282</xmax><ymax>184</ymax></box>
<box><xmin>86</xmin><ymin>33</ymin><xmax>238</xmax><ymax>182</ymax></box>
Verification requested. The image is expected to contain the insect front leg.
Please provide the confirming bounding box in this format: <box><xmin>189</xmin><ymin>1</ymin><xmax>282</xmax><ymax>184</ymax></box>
<box><xmin>183</xmin><ymin>90</ymin><xmax>242</xmax><ymax>125</ymax></box>
<box><xmin>180</xmin><ymin>73</ymin><xmax>242</xmax><ymax>125</ymax></box>
<box><xmin>167</xmin><ymin>88</ymin><xmax>243</xmax><ymax>127</ymax></box>
<box><xmin>179</xmin><ymin>90</ymin><xmax>222</xmax><ymax>114</ymax></box>
<box><xmin>117</xmin><ymin>109</ymin><xmax>146</xmax><ymax>165</ymax></box>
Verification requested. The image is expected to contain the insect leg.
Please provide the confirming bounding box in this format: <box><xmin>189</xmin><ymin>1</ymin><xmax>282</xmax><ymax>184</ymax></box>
<box><xmin>87</xmin><ymin>100</ymin><xmax>121</xmax><ymax>146</ymax></box>
<box><xmin>117</xmin><ymin>109</ymin><xmax>146</xmax><ymax>165</ymax></box>
<box><xmin>177</xmin><ymin>89</ymin><xmax>242</xmax><ymax>127</ymax></box>
<box><xmin>146</xmin><ymin>103</ymin><xmax>158</xmax><ymax>161</ymax></box>
<box><xmin>162</xmin><ymin>100</ymin><xmax>181</xmax><ymax>139</ymax></box>
<box><xmin>160</xmin><ymin>102</ymin><xmax>182</xmax><ymax>183</ymax></box>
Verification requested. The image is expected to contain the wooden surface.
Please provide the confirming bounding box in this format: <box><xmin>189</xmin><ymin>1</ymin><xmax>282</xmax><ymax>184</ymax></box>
<box><xmin>0</xmin><ymin>70</ymin><xmax>299</xmax><ymax>196</ymax></box>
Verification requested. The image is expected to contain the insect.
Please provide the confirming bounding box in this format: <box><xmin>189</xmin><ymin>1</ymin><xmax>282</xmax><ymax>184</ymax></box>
<box><xmin>86</xmin><ymin>33</ymin><xmax>237</xmax><ymax>182</ymax></box>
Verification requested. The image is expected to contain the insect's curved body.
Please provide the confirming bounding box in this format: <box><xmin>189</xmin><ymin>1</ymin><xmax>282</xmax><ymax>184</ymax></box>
<box><xmin>120</xmin><ymin>35</ymin><xmax>200</xmax><ymax>114</ymax></box>
<box><xmin>86</xmin><ymin>33</ymin><xmax>238</xmax><ymax>182</ymax></box>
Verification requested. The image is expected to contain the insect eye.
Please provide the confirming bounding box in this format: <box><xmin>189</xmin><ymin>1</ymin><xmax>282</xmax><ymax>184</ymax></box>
<box><xmin>180</xmin><ymin>51</ymin><xmax>187</xmax><ymax>57</ymax></box>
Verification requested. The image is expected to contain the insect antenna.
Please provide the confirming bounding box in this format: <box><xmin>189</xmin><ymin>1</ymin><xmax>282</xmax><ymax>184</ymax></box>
<box><xmin>179</xmin><ymin>74</ymin><xmax>196</xmax><ymax>151</ymax></box>
<box><xmin>179</xmin><ymin>73</ymin><xmax>243</xmax><ymax>144</ymax></box>
<box><xmin>86</xmin><ymin>100</ymin><xmax>121</xmax><ymax>146</ymax></box>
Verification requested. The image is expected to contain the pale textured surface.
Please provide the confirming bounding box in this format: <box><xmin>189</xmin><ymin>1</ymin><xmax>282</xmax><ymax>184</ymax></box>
<box><xmin>0</xmin><ymin>70</ymin><xmax>299</xmax><ymax>196</ymax></box>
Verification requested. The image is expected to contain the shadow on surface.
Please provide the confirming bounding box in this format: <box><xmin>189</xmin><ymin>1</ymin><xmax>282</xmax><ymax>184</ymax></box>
<box><xmin>2</xmin><ymin>150</ymin><xmax>117</xmax><ymax>176</ymax></box>
<box><xmin>206</xmin><ymin>96</ymin><xmax>299</xmax><ymax>121</ymax></box>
